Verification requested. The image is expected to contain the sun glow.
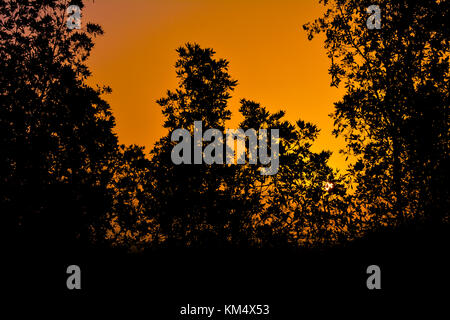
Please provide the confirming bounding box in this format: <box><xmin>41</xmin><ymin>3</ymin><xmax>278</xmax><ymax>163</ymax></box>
<box><xmin>324</xmin><ymin>181</ymin><xmax>334</xmax><ymax>192</ymax></box>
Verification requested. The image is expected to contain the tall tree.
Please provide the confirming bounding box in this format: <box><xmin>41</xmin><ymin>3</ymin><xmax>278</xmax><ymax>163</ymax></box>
<box><xmin>145</xmin><ymin>43</ymin><xmax>241</xmax><ymax>247</ymax></box>
<box><xmin>0</xmin><ymin>0</ymin><xmax>119</xmax><ymax>247</ymax></box>
<box><xmin>237</xmin><ymin>99</ymin><xmax>349</xmax><ymax>247</ymax></box>
<box><xmin>304</xmin><ymin>0</ymin><xmax>449</xmax><ymax>228</ymax></box>
<box><xmin>124</xmin><ymin>43</ymin><xmax>349</xmax><ymax>248</ymax></box>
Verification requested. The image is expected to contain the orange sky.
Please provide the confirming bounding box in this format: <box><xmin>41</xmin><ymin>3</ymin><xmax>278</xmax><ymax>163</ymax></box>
<box><xmin>83</xmin><ymin>0</ymin><xmax>347</xmax><ymax>170</ymax></box>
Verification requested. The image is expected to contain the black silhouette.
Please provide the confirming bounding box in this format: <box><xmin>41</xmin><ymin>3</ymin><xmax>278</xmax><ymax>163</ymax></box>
<box><xmin>0</xmin><ymin>0</ymin><xmax>118</xmax><ymax>249</ymax></box>
<box><xmin>303</xmin><ymin>0</ymin><xmax>449</xmax><ymax>230</ymax></box>
<box><xmin>2</xmin><ymin>0</ymin><xmax>450</xmax><ymax>313</ymax></box>
<box><xmin>1</xmin><ymin>0</ymin><xmax>448</xmax><ymax>253</ymax></box>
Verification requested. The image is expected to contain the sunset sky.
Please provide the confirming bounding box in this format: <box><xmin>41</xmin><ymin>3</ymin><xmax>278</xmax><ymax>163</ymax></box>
<box><xmin>83</xmin><ymin>0</ymin><xmax>347</xmax><ymax>170</ymax></box>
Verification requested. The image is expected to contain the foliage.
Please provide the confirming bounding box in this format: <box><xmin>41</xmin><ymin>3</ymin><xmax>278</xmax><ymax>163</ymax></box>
<box><xmin>304</xmin><ymin>0</ymin><xmax>449</xmax><ymax>228</ymax></box>
<box><xmin>2</xmin><ymin>0</ymin><xmax>447</xmax><ymax>250</ymax></box>
<box><xmin>0</xmin><ymin>0</ymin><xmax>118</xmax><ymax>246</ymax></box>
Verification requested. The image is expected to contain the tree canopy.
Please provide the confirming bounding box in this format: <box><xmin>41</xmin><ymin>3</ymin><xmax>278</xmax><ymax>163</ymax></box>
<box><xmin>304</xmin><ymin>0</ymin><xmax>449</xmax><ymax>228</ymax></box>
<box><xmin>2</xmin><ymin>0</ymin><xmax>448</xmax><ymax>251</ymax></box>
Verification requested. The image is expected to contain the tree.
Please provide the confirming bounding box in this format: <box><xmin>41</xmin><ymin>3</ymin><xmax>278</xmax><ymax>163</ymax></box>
<box><xmin>0</xmin><ymin>0</ymin><xmax>119</xmax><ymax>247</ymax></box>
<box><xmin>304</xmin><ymin>0</ymin><xmax>449</xmax><ymax>229</ymax></box>
<box><xmin>124</xmin><ymin>43</ymin><xmax>350</xmax><ymax>248</ymax></box>
<box><xmin>142</xmin><ymin>43</ymin><xmax>247</xmax><ymax>247</ymax></box>
<box><xmin>104</xmin><ymin>144</ymin><xmax>163</xmax><ymax>250</ymax></box>
<box><xmin>237</xmin><ymin>99</ymin><xmax>349</xmax><ymax>247</ymax></box>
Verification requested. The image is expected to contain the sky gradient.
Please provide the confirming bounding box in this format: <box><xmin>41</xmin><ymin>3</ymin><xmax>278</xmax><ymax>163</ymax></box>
<box><xmin>83</xmin><ymin>0</ymin><xmax>347</xmax><ymax>170</ymax></box>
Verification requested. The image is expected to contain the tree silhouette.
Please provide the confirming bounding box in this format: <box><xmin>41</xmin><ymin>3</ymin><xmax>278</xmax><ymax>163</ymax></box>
<box><xmin>0</xmin><ymin>0</ymin><xmax>119</xmax><ymax>247</ymax></box>
<box><xmin>141</xmin><ymin>43</ymin><xmax>243</xmax><ymax>247</ymax></box>
<box><xmin>304</xmin><ymin>0</ymin><xmax>449</xmax><ymax>229</ymax></box>
<box><xmin>107</xmin><ymin>43</ymin><xmax>351</xmax><ymax>249</ymax></box>
<box><xmin>4</xmin><ymin>0</ymin><xmax>445</xmax><ymax>251</ymax></box>
<box><xmin>237</xmin><ymin>99</ymin><xmax>349</xmax><ymax>247</ymax></box>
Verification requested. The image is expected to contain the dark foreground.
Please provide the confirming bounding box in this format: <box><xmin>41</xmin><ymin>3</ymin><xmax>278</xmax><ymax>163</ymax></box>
<box><xmin>2</xmin><ymin>223</ymin><xmax>448</xmax><ymax>317</ymax></box>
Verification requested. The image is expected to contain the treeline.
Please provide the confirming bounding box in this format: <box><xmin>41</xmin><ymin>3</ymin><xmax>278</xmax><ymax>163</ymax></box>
<box><xmin>1</xmin><ymin>0</ymin><xmax>448</xmax><ymax>251</ymax></box>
